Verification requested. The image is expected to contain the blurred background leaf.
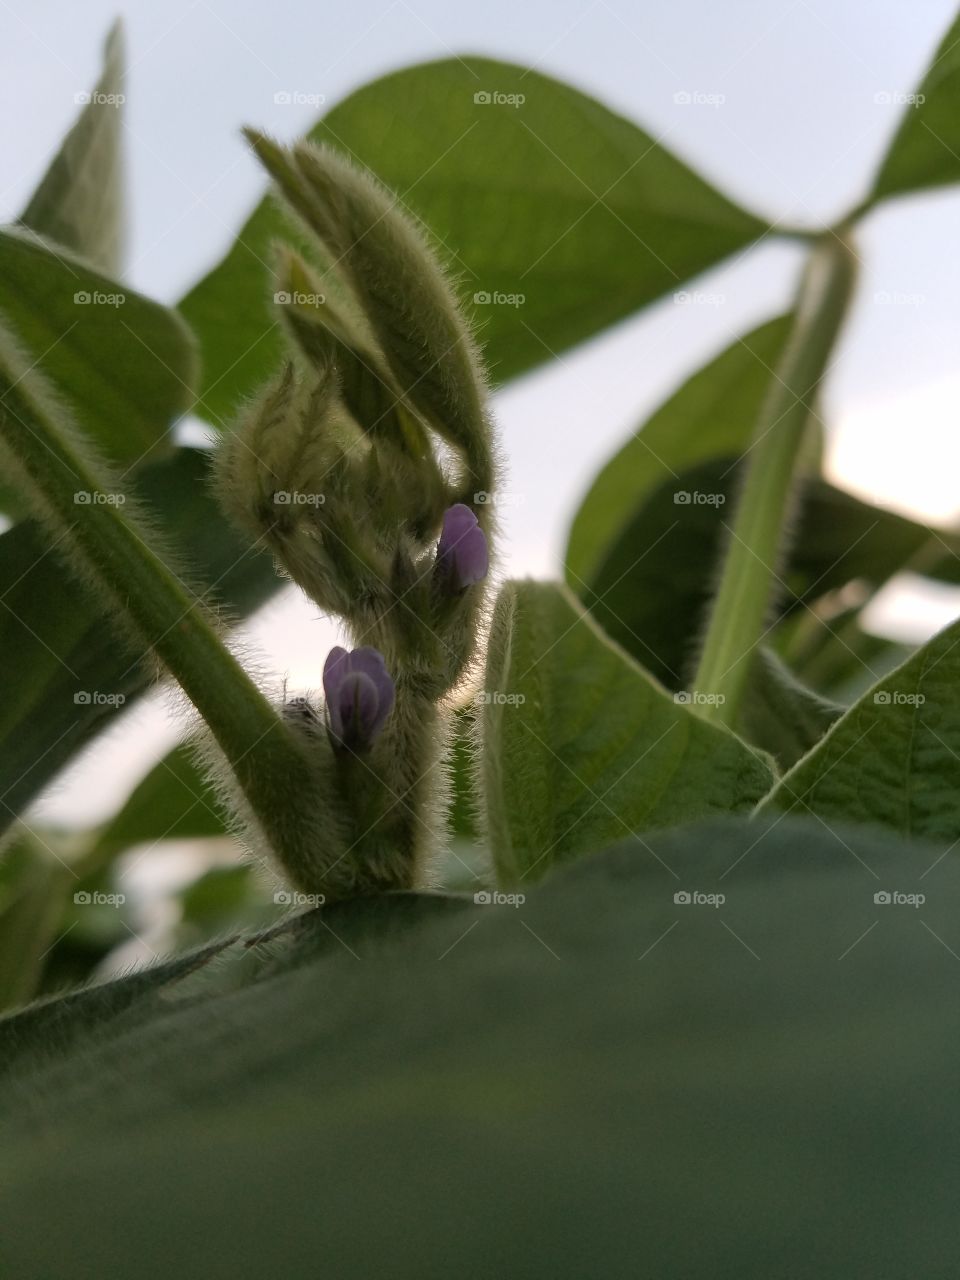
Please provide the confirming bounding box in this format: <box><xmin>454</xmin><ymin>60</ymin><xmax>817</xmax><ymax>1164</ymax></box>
<box><xmin>180</xmin><ymin>56</ymin><xmax>772</xmax><ymax>426</ymax></box>
<box><xmin>867</xmin><ymin>10</ymin><xmax>960</xmax><ymax>206</ymax></box>
<box><xmin>0</xmin><ymin>228</ymin><xmax>195</xmax><ymax>475</ymax></box>
<box><xmin>17</xmin><ymin>19</ymin><xmax>125</xmax><ymax>275</ymax></box>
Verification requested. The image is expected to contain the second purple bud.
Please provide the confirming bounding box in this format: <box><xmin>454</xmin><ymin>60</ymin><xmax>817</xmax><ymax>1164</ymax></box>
<box><xmin>435</xmin><ymin>503</ymin><xmax>489</xmax><ymax>594</ymax></box>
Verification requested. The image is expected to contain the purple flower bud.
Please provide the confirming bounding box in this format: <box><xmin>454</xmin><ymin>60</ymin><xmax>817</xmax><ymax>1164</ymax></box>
<box><xmin>435</xmin><ymin>503</ymin><xmax>488</xmax><ymax>592</ymax></box>
<box><xmin>323</xmin><ymin>645</ymin><xmax>395</xmax><ymax>750</ymax></box>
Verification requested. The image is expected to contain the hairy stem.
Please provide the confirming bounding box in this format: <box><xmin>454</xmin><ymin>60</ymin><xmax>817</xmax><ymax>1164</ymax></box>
<box><xmin>0</xmin><ymin>335</ymin><xmax>326</xmax><ymax>867</ymax></box>
<box><xmin>694</xmin><ymin>226</ymin><xmax>858</xmax><ymax>726</ymax></box>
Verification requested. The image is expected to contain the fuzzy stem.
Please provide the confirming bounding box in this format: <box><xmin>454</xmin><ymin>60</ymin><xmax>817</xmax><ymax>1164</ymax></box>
<box><xmin>0</xmin><ymin>347</ymin><xmax>326</xmax><ymax>866</ymax></box>
<box><xmin>693</xmin><ymin>226</ymin><xmax>858</xmax><ymax>726</ymax></box>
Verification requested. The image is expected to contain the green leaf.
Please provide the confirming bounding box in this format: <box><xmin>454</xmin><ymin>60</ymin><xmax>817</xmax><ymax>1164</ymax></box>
<box><xmin>0</xmin><ymin>227</ymin><xmax>195</xmax><ymax>470</ymax></box>
<box><xmin>760</xmin><ymin>612</ymin><xmax>960</xmax><ymax>838</ymax></box>
<box><xmin>867</xmin><ymin>10</ymin><xmax>960</xmax><ymax>206</ymax></box>
<box><xmin>0</xmin><ymin>449</ymin><xmax>277</xmax><ymax>831</ymax></box>
<box><xmin>740</xmin><ymin>648</ymin><xmax>844</xmax><ymax>771</ymax></box>
<box><xmin>18</xmin><ymin>21</ymin><xmax>125</xmax><ymax>274</ymax></box>
<box><xmin>2</xmin><ymin>815</ymin><xmax>960</xmax><ymax>1277</ymax></box>
<box><xmin>481</xmin><ymin>581</ymin><xmax>772</xmax><ymax>885</ymax></box>
<box><xmin>578</xmin><ymin>451</ymin><xmax>959</xmax><ymax>693</ymax></box>
<box><xmin>790</xmin><ymin>480</ymin><xmax>960</xmax><ymax>594</ymax></box>
<box><xmin>180</xmin><ymin>56</ymin><xmax>769</xmax><ymax>425</ymax></box>
<box><xmin>565</xmin><ymin>316</ymin><xmax>793</xmax><ymax>590</ymax></box>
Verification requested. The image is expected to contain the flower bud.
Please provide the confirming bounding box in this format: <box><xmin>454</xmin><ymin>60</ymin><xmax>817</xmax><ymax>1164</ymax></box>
<box><xmin>435</xmin><ymin>503</ymin><xmax>489</xmax><ymax>592</ymax></box>
<box><xmin>323</xmin><ymin>645</ymin><xmax>395</xmax><ymax>750</ymax></box>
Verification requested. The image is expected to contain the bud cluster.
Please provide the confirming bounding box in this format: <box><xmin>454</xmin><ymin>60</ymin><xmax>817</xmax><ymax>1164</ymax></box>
<box><xmin>215</xmin><ymin>136</ymin><xmax>497</xmax><ymax>900</ymax></box>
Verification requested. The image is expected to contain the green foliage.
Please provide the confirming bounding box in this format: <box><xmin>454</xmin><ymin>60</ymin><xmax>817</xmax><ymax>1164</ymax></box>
<box><xmin>0</xmin><ymin>228</ymin><xmax>195</xmax><ymax>472</ymax></box>
<box><xmin>761</xmin><ymin>614</ymin><xmax>960</xmax><ymax>838</ymax></box>
<box><xmin>0</xmin><ymin>450</ymin><xmax>276</xmax><ymax>831</ymax></box>
<box><xmin>18</xmin><ymin>20</ymin><xmax>125</xmax><ymax>274</ymax></box>
<box><xmin>2</xmin><ymin>817</ymin><xmax>960</xmax><ymax>1277</ymax></box>
<box><xmin>565</xmin><ymin>316</ymin><xmax>794</xmax><ymax>589</ymax></box>
<box><xmin>481</xmin><ymin>581</ymin><xmax>772</xmax><ymax>884</ymax></box>
<box><xmin>4</xmin><ymin>10</ymin><xmax>960</xmax><ymax>1111</ymax></box>
<box><xmin>180</xmin><ymin>56</ymin><xmax>769</xmax><ymax>425</ymax></box>
<box><xmin>739</xmin><ymin>648</ymin><xmax>844</xmax><ymax>770</ymax></box>
<box><xmin>867</xmin><ymin>10</ymin><xmax>960</xmax><ymax>205</ymax></box>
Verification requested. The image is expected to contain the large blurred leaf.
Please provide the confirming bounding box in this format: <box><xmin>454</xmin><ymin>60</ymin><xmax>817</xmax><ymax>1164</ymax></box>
<box><xmin>0</xmin><ymin>228</ymin><xmax>195</xmax><ymax>470</ymax></box>
<box><xmin>761</xmin><ymin>612</ymin><xmax>960</xmax><ymax>838</ymax></box>
<box><xmin>868</xmin><ymin>10</ymin><xmax>960</xmax><ymax>206</ymax></box>
<box><xmin>180</xmin><ymin>56</ymin><xmax>769</xmax><ymax>425</ymax></box>
<box><xmin>18</xmin><ymin>21</ymin><xmax>125</xmax><ymax>274</ymax></box>
<box><xmin>482</xmin><ymin>581</ymin><xmax>772</xmax><ymax>884</ymax></box>
<box><xmin>3</xmin><ymin>816</ymin><xmax>960</xmax><ymax>1276</ymax></box>
<box><xmin>0</xmin><ymin>448</ymin><xmax>277</xmax><ymax>831</ymax></box>
<box><xmin>565</xmin><ymin>315</ymin><xmax>792</xmax><ymax>588</ymax></box>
